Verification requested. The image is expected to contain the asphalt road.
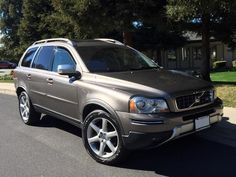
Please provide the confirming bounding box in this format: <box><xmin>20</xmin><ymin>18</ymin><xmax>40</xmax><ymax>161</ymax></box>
<box><xmin>0</xmin><ymin>93</ymin><xmax>235</xmax><ymax>177</ymax></box>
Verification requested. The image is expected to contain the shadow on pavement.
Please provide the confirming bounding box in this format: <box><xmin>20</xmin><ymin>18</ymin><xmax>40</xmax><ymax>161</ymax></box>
<box><xmin>119</xmin><ymin>136</ymin><xmax>236</xmax><ymax>177</ymax></box>
<box><xmin>37</xmin><ymin>115</ymin><xmax>236</xmax><ymax>177</ymax></box>
<box><xmin>39</xmin><ymin>115</ymin><xmax>82</xmax><ymax>137</ymax></box>
<box><xmin>219</xmin><ymin>116</ymin><xmax>236</xmax><ymax>129</ymax></box>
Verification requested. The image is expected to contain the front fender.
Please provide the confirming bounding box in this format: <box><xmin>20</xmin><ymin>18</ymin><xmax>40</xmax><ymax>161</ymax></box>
<box><xmin>81</xmin><ymin>99</ymin><xmax>126</xmax><ymax>135</ymax></box>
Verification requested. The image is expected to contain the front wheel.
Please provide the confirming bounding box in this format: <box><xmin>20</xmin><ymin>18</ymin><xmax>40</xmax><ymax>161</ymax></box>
<box><xmin>18</xmin><ymin>91</ymin><xmax>41</xmax><ymax>125</ymax></box>
<box><xmin>83</xmin><ymin>110</ymin><xmax>127</xmax><ymax>165</ymax></box>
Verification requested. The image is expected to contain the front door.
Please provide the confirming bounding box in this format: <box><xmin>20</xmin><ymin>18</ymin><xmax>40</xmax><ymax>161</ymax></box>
<box><xmin>46</xmin><ymin>47</ymin><xmax>78</xmax><ymax>119</ymax></box>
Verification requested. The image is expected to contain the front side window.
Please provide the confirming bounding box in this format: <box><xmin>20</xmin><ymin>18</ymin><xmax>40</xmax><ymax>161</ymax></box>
<box><xmin>76</xmin><ymin>45</ymin><xmax>158</xmax><ymax>72</ymax></box>
<box><xmin>21</xmin><ymin>47</ymin><xmax>38</xmax><ymax>67</ymax></box>
<box><xmin>52</xmin><ymin>47</ymin><xmax>75</xmax><ymax>72</ymax></box>
<box><xmin>32</xmin><ymin>46</ymin><xmax>54</xmax><ymax>70</ymax></box>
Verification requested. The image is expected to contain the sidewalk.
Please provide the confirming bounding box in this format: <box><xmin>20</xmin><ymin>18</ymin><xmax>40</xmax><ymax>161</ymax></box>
<box><xmin>0</xmin><ymin>82</ymin><xmax>16</xmax><ymax>95</ymax></box>
<box><xmin>0</xmin><ymin>82</ymin><xmax>236</xmax><ymax>147</ymax></box>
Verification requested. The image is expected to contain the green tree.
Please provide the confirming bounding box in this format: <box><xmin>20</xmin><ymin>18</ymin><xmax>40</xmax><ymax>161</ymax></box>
<box><xmin>51</xmin><ymin>0</ymin><xmax>168</xmax><ymax>45</ymax></box>
<box><xmin>18</xmin><ymin>0</ymin><xmax>85</xmax><ymax>50</ymax></box>
<box><xmin>18</xmin><ymin>0</ymin><xmax>54</xmax><ymax>52</ymax></box>
<box><xmin>48</xmin><ymin>0</ymin><xmax>82</xmax><ymax>39</ymax></box>
<box><xmin>167</xmin><ymin>0</ymin><xmax>236</xmax><ymax>81</ymax></box>
<box><xmin>0</xmin><ymin>0</ymin><xmax>23</xmax><ymax>60</ymax></box>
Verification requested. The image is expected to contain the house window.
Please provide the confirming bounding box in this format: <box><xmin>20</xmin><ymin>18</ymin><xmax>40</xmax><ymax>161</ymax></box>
<box><xmin>167</xmin><ymin>49</ymin><xmax>177</xmax><ymax>60</ymax></box>
<box><xmin>193</xmin><ymin>47</ymin><xmax>202</xmax><ymax>60</ymax></box>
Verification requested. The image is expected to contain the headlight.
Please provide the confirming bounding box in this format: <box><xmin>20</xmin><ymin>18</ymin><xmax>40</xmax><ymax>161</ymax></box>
<box><xmin>129</xmin><ymin>96</ymin><xmax>169</xmax><ymax>113</ymax></box>
<box><xmin>209</xmin><ymin>89</ymin><xmax>217</xmax><ymax>101</ymax></box>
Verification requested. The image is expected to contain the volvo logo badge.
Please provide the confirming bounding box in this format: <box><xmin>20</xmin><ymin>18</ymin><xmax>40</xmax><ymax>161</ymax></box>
<box><xmin>195</xmin><ymin>98</ymin><xmax>200</xmax><ymax>103</ymax></box>
<box><xmin>188</xmin><ymin>91</ymin><xmax>205</xmax><ymax>108</ymax></box>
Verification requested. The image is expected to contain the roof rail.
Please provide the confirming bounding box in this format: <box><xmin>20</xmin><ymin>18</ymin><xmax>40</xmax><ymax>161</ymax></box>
<box><xmin>32</xmin><ymin>38</ymin><xmax>74</xmax><ymax>46</ymax></box>
<box><xmin>94</xmin><ymin>38</ymin><xmax>124</xmax><ymax>45</ymax></box>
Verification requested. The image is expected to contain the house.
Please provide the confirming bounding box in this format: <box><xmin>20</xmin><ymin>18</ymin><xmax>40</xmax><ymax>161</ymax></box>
<box><xmin>158</xmin><ymin>32</ymin><xmax>235</xmax><ymax>70</ymax></box>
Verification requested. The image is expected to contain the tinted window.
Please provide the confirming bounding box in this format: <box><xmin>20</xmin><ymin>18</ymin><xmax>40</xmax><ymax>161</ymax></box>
<box><xmin>52</xmin><ymin>47</ymin><xmax>75</xmax><ymax>72</ymax></box>
<box><xmin>32</xmin><ymin>46</ymin><xmax>54</xmax><ymax>70</ymax></box>
<box><xmin>21</xmin><ymin>47</ymin><xmax>38</xmax><ymax>67</ymax></box>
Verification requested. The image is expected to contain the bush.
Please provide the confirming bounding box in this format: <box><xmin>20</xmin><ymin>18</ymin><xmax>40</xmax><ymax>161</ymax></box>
<box><xmin>213</xmin><ymin>61</ymin><xmax>227</xmax><ymax>70</ymax></box>
<box><xmin>0</xmin><ymin>74</ymin><xmax>13</xmax><ymax>81</ymax></box>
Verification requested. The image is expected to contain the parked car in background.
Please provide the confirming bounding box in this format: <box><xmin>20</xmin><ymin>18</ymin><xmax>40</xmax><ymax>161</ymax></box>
<box><xmin>14</xmin><ymin>38</ymin><xmax>223</xmax><ymax>165</ymax></box>
<box><xmin>0</xmin><ymin>61</ymin><xmax>17</xmax><ymax>69</ymax></box>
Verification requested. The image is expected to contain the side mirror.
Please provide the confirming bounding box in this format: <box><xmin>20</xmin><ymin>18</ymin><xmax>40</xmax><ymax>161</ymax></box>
<box><xmin>57</xmin><ymin>64</ymin><xmax>81</xmax><ymax>80</ymax></box>
<box><xmin>57</xmin><ymin>64</ymin><xmax>76</xmax><ymax>75</ymax></box>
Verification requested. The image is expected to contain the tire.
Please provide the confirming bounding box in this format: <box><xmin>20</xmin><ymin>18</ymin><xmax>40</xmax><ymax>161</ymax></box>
<box><xmin>18</xmin><ymin>91</ymin><xmax>41</xmax><ymax>125</ymax></box>
<box><xmin>83</xmin><ymin>110</ymin><xmax>127</xmax><ymax>165</ymax></box>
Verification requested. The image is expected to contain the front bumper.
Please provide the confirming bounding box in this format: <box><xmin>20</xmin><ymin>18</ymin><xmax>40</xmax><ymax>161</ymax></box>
<box><xmin>117</xmin><ymin>98</ymin><xmax>223</xmax><ymax>149</ymax></box>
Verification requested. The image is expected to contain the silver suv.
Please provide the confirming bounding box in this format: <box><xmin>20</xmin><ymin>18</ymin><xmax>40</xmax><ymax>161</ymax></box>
<box><xmin>14</xmin><ymin>38</ymin><xmax>223</xmax><ymax>164</ymax></box>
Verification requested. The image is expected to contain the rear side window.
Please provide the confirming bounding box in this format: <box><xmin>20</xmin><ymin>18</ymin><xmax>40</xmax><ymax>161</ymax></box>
<box><xmin>52</xmin><ymin>47</ymin><xmax>75</xmax><ymax>72</ymax></box>
<box><xmin>21</xmin><ymin>47</ymin><xmax>38</xmax><ymax>67</ymax></box>
<box><xmin>32</xmin><ymin>46</ymin><xmax>54</xmax><ymax>70</ymax></box>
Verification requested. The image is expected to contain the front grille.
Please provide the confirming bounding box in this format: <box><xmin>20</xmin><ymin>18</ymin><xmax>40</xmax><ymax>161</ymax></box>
<box><xmin>176</xmin><ymin>90</ymin><xmax>213</xmax><ymax>110</ymax></box>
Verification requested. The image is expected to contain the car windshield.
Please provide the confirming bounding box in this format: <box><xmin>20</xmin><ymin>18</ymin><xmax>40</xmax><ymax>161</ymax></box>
<box><xmin>76</xmin><ymin>45</ymin><xmax>158</xmax><ymax>72</ymax></box>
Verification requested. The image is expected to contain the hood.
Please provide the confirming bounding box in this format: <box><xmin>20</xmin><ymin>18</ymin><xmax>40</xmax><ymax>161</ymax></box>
<box><xmin>92</xmin><ymin>69</ymin><xmax>212</xmax><ymax>96</ymax></box>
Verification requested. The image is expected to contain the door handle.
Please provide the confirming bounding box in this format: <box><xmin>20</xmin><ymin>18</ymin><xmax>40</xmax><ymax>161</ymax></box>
<box><xmin>46</xmin><ymin>78</ymin><xmax>54</xmax><ymax>84</ymax></box>
<box><xmin>26</xmin><ymin>74</ymin><xmax>31</xmax><ymax>80</ymax></box>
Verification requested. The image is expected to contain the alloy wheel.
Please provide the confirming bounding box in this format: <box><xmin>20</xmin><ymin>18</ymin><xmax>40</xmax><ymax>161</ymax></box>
<box><xmin>87</xmin><ymin>117</ymin><xmax>119</xmax><ymax>158</ymax></box>
<box><xmin>19</xmin><ymin>93</ymin><xmax>30</xmax><ymax>122</ymax></box>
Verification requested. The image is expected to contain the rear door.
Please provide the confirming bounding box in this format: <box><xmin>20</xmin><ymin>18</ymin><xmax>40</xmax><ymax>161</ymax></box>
<box><xmin>29</xmin><ymin>46</ymin><xmax>55</xmax><ymax>108</ymax></box>
<box><xmin>45</xmin><ymin>46</ymin><xmax>78</xmax><ymax>119</ymax></box>
<box><xmin>17</xmin><ymin>47</ymin><xmax>39</xmax><ymax>94</ymax></box>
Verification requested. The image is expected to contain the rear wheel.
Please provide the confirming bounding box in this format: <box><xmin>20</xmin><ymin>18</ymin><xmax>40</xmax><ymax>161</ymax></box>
<box><xmin>18</xmin><ymin>91</ymin><xmax>41</xmax><ymax>125</ymax></box>
<box><xmin>83</xmin><ymin>110</ymin><xmax>127</xmax><ymax>165</ymax></box>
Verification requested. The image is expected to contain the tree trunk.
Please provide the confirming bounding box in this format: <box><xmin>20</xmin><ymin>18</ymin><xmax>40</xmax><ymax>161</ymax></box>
<box><xmin>123</xmin><ymin>31</ymin><xmax>133</xmax><ymax>46</ymax></box>
<box><xmin>201</xmin><ymin>14</ymin><xmax>211</xmax><ymax>81</ymax></box>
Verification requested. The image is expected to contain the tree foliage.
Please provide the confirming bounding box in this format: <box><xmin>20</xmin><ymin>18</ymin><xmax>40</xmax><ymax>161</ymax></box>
<box><xmin>0</xmin><ymin>0</ymin><xmax>23</xmax><ymax>59</ymax></box>
<box><xmin>2</xmin><ymin>0</ymin><xmax>182</xmax><ymax>60</ymax></box>
<box><xmin>2</xmin><ymin>0</ymin><xmax>236</xmax><ymax>76</ymax></box>
<box><xmin>18</xmin><ymin>0</ymin><xmax>54</xmax><ymax>51</ymax></box>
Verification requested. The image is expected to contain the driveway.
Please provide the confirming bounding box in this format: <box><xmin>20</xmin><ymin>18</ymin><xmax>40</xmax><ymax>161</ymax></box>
<box><xmin>0</xmin><ymin>93</ymin><xmax>236</xmax><ymax>177</ymax></box>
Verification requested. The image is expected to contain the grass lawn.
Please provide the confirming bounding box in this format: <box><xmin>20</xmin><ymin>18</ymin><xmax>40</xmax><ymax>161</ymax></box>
<box><xmin>0</xmin><ymin>76</ymin><xmax>13</xmax><ymax>83</ymax></box>
<box><xmin>215</xmin><ymin>84</ymin><xmax>236</xmax><ymax>108</ymax></box>
<box><xmin>210</xmin><ymin>71</ymin><xmax>236</xmax><ymax>82</ymax></box>
<box><xmin>210</xmin><ymin>71</ymin><xmax>236</xmax><ymax>107</ymax></box>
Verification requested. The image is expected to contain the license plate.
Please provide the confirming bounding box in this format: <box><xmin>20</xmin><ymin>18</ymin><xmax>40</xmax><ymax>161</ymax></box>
<box><xmin>195</xmin><ymin>116</ymin><xmax>210</xmax><ymax>130</ymax></box>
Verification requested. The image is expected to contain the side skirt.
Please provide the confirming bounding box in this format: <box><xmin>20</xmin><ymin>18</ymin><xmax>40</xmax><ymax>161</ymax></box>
<box><xmin>34</xmin><ymin>104</ymin><xmax>82</xmax><ymax>128</ymax></box>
